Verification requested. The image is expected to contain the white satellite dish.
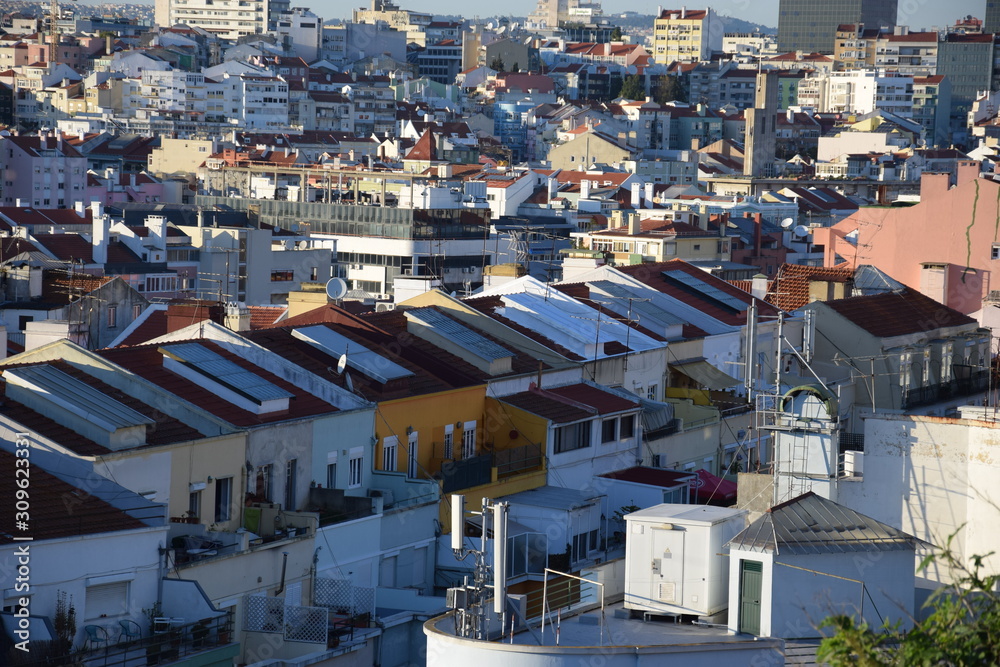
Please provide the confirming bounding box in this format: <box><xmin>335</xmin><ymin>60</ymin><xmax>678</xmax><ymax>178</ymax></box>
<box><xmin>487</xmin><ymin>20</ymin><xmax>496</xmax><ymax>30</ymax></box>
<box><xmin>325</xmin><ymin>277</ymin><xmax>348</xmax><ymax>300</ymax></box>
<box><xmin>497</xmin><ymin>25</ymin><xmax>506</xmax><ymax>35</ymax></box>
<box><xmin>780</xmin><ymin>217</ymin><xmax>795</xmax><ymax>229</ymax></box>
<box><xmin>793</xmin><ymin>225</ymin><xmax>809</xmax><ymax>237</ymax></box>
<box><xmin>337</xmin><ymin>352</ymin><xmax>348</xmax><ymax>374</ymax></box>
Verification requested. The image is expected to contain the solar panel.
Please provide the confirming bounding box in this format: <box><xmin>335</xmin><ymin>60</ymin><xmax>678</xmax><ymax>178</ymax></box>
<box><xmin>407</xmin><ymin>308</ymin><xmax>513</xmax><ymax>362</ymax></box>
<box><xmin>662</xmin><ymin>270</ymin><xmax>749</xmax><ymax>311</ymax></box>
<box><xmin>160</xmin><ymin>343</ymin><xmax>294</xmax><ymax>403</ymax></box>
<box><xmin>291</xmin><ymin>325</ymin><xmax>414</xmax><ymax>384</ymax></box>
<box><xmin>588</xmin><ymin>280</ymin><xmax>687</xmax><ymax>326</ymax></box>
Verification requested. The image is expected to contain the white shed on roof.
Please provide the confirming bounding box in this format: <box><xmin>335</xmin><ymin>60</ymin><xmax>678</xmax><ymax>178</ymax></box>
<box><xmin>726</xmin><ymin>491</ymin><xmax>928</xmax><ymax>639</ymax></box>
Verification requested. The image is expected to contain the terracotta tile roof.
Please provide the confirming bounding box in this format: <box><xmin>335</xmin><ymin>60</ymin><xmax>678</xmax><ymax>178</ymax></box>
<box><xmin>99</xmin><ymin>340</ymin><xmax>340</xmax><ymax>427</ymax></box>
<box><xmin>0</xmin><ymin>380</ymin><xmax>108</xmax><ymax>456</ymax></box>
<box><xmin>657</xmin><ymin>8</ymin><xmax>708</xmax><ymax>19</ymax></box>
<box><xmin>31</xmin><ymin>233</ymin><xmax>141</xmax><ymax>265</ymax></box>
<box><xmin>40</xmin><ymin>273</ymin><xmax>115</xmax><ymax>304</ymax></box>
<box><xmin>0</xmin><ymin>206</ymin><xmax>92</xmax><ymax>227</ymax></box>
<box><xmin>0</xmin><ymin>449</ymin><xmax>145</xmax><ymax>545</ymax></box>
<box><xmin>822</xmin><ymin>287</ymin><xmax>976</xmax><ymax>338</ymax></box>
<box><xmin>614</xmin><ymin>259</ymin><xmax>781</xmax><ymax>325</ymax></box>
<box><xmin>119</xmin><ymin>308</ymin><xmax>168</xmax><ymax>346</ymax></box>
<box><xmin>404</xmin><ymin>129</ymin><xmax>435</xmax><ymax>161</ymax></box>
<box><xmin>501</xmin><ymin>383</ymin><xmax>639</xmax><ymax>423</ymax></box>
<box><xmin>767</xmin><ymin>263</ymin><xmax>854</xmax><ymax>312</ymax></box>
<box><xmin>249</xmin><ymin>305</ymin><xmax>286</xmax><ymax>329</ymax></box>
<box><xmin>2</xmin><ymin>135</ymin><xmax>83</xmax><ymax>158</ymax></box>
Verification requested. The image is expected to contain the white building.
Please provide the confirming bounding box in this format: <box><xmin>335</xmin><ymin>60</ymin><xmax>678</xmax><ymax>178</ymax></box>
<box><xmin>155</xmin><ymin>0</ymin><xmax>269</xmax><ymax>40</ymax></box>
<box><xmin>274</xmin><ymin>8</ymin><xmax>322</xmax><ymax>63</ymax></box>
<box><xmin>798</xmin><ymin>70</ymin><xmax>914</xmax><ymax>117</ymax></box>
<box><xmin>726</xmin><ymin>492</ymin><xmax>924</xmax><ymax>639</ymax></box>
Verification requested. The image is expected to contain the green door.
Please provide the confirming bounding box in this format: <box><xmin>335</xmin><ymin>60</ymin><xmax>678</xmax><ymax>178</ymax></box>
<box><xmin>739</xmin><ymin>559</ymin><xmax>763</xmax><ymax>635</ymax></box>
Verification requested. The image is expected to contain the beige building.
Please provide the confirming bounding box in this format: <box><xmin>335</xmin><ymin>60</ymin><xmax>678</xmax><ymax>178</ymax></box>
<box><xmin>149</xmin><ymin>138</ymin><xmax>218</xmax><ymax>177</ymax></box>
<box><xmin>576</xmin><ymin>209</ymin><xmax>731</xmax><ymax>265</ymax></box>
<box><xmin>352</xmin><ymin>0</ymin><xmax>432</xmax><ymax>46</ymax></box>
<box><xmin>652</xmin><ymin>7</ymin><xmax>722</xmax><ymax>65</ymax></box>
<box><xmin>154</xmin><ymin>0</ymin><xmax>269</xmax><ymax>40</ymax></box>
<box><xmin>547</xmin><ymin>127</ymin><xmax>637</xmax><ymax>170</ymax></box>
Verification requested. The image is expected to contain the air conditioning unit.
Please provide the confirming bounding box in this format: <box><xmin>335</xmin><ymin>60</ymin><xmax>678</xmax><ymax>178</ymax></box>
<box><xmin>403</xmin><ymin>269</ymin><xmax>413</xmax><ymax>276</ymax></box>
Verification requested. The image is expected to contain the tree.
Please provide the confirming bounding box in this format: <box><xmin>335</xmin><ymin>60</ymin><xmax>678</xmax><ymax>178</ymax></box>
<box><xmin>817</xmin><ymin>536</ymin><xmax>1000</xmax><ymax>666</ymax></box>
<box><xmin>489</xmin><ymin>56</ymin><xmax>505</xmax><ymax>72</ymax></box>
<box><xmin>655</xmin><ymin>75</ymin><xmax>688</xmax><ymax>105</ymax></box>
<box><xmin>619</xmin><ymin>74</ymin><xmax>645</xmax><ymax>101</ymax></box>
<box><xmin>610</xmin><ymin>26</ymin><xmax>624</xmax><ymax>41</ymax></box>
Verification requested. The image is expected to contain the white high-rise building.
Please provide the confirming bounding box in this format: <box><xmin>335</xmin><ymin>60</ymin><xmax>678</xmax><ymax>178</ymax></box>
<box><xmin>155</xmin><ymin>0</ymin><xmax>269</xmax><ymax>40</ymax></box>
<box><xmin>526</xmin><ymin>0</ymin><xmax>603</xmax><ymax>30</ymax></box>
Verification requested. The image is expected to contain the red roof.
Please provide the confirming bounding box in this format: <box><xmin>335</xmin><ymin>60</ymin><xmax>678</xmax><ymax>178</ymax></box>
<box><xmin>0</xmin><ymin>450</ymin><xmax>145</xmax><ymax>545</ymax></box>
<box><xmin>657</xmin><ymin>8</ymin><xmax>708</xmax><ymax>19</ymax></box>
<box><xmin>822</xmin><ymin>288</ymin><xmax>976</xmax><ymax>338</ymax></box>
<box><xmin>766</xmin><ymin>263</ymin><xmax>855</xmax><ymax>312</ymax></box>
<box><xmin>32</xmin><ymin>233</ymin><xmax>140</xmax><ymax>265</ymax></box>
<box><xmin>599</xmin><ymin>466</ymin><xmax>695</xmax><ymax>487</ymax></box>
<box><xmin>99</xmin><ymin>340</ymin><xmax>341</xmax><ymax>427</ymax></box>
<box><xmin>694</xmin><ymin>468</ymin><xmax>736</xmax><ymax>502</ymax></box>
<box><xmin>501</xmin><ymin>383</ymin><xmax>640</xmax><ymax>423</ymax></box>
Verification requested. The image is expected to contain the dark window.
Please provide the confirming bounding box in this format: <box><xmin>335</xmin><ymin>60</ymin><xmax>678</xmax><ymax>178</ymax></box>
<box><xmin>620</xmin><ymin>415</ymin><xmax>635</xmax><ymax>439</ymax></box>
<box><xmin>601</xmin><ymin>418</ymin><xmax>617</xmax><ymax>443</ymax></box>
<box><xmin>554</xmin><ymin>421</ymin><xmax>591</xmax><ymax>453</ymax></box>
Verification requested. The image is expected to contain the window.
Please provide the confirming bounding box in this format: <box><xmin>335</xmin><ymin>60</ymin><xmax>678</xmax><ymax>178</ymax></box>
<box><xmin>256</xmin><ymin>464</ymin><xmax>272</xmax><ymax>501</ymax></box>
<box><xmin>107</xmin><ymin>306</ymin><xmax>117</xmax><ymax>328</ymax></box>
<box><xmin>993</xmin><ymin>244</ymin><xmax>1000</xmax><ymax>260</ymax></box>
<box><xmin>382</xmin><ymin>436</ymin><xmax>398</xmax><ymax>472</ymax></box>
<box><xmin>188</xmin><ymin>490</ymin><xmax>201</xmax><ymax>520</ymax></box>
<box><xmin>461</xmin><ymin>422</ymin><xmax>476</xmax><ymax>459</ymax></box>
<box><xmin>553</xmin><ymin>421</ymin><xmax>592</xmax><ymax>453</ymax></box>
<box><xmin>443</xmin><ymin>424</ymin><xmax>454</xmax><ymax>459</ymax></box>
<box><xmin>348</xmin><ymin>452</ymin><xmax>363</xmax><ymax>488</ymax></box>
<box><xmin>284</xmin><ymin>460</ymin><xmax>296</xmax><ymax>510</ymax></box>
<box><xmin>310</xmin><ymin>266</ymin><xmax>318</xmax><ymax>281</ymax></box>
<box><xmin>214</xmin><ymin>477</ymin><xmax>232</xmax><ymax>522</ymax></box>
<box><xmin>270</xmin><ymin>269</ymin><xmax>294</xmax><ymax>282</ymax></box>
<box><xmin>620</xmin><ymin>414</ymin><xmax>636</xmax><ymax>439</ymax></box>
<box><xmin>647</xmin><ymin>384</ymin><xmax>658</xmax><ymax>401</ymax></box>
<box><xmin>407</xmin><ymin>431</ymin><xmax>419</xmax><ymax>478</ymax></box>
<box><xmin>85</xmin><ymin>581</ymin><xmax>129</xmax><ymax>619</ymax></box>
<box><xmin>326</xmin><ymin>462</ymin><xmax>337</xmax><ymax>489</ymax></box>
<box><xmin>601</xmin><ymin>418</ymin><xmax>617</xmax><ymax>443</ymax></box>
<box><xmin>133</xmin><ymin>304</ymin><xmax>142</xmax><ymax>320</ymax></box>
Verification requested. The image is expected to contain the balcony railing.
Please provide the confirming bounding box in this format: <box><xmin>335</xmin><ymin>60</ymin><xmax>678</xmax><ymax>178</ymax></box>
<box><xmin>902</xmin><ymin>371</ymin><xmax>988</xmax><ymax>409</ymax></box>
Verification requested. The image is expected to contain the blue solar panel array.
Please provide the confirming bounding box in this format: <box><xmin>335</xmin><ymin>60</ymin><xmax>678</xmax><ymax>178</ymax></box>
<box><xmin>662</xmin><ymin>270</ymin><xmax>749</xmax><ymax>312</ymax></box>
<box><xmin>161</xmin><ymin>342</ymin><xmax>294</xmax><ymax>403</ymax></box>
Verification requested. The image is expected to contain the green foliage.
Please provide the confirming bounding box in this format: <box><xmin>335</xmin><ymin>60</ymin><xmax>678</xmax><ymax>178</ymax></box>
<box><xmin>655</xmin><ymin>76</ymin><xmax>688</xmax><ymax>105</ymax></box>
<box><xmin>610</xmin><ymin>26</ymin><xmax>624</xmax><ymax>41</ymax></box>
<box><xmin>619</xmin><ymin>74</ymin><xmax>645</xmax><ymax>102</ymax></box>
<box><xmin>817</xmin><ymin>534</ymin><xmax>1000</xmax><ymax>666</ymax></box>
<box><xmin>489</xmin><ymin>56</ymin><xmax>505</xmax><ymax>72</ymax></box>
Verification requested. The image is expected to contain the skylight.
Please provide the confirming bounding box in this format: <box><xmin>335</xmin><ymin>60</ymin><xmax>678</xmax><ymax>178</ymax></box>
<box><xmin>291</xmin><ymin>325</ymin><xmax>414</xmax><ymax>384</ymax></box>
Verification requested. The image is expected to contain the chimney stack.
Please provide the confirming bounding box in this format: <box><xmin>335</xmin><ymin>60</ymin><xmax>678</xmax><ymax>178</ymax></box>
<box><xmin>630</xmin><ymin>182</ymin><xmax>641</xmax><ymax>208</ymax></box>
<box><xmin>644</xmin><ymin>182</ymin><xmax>654</xmax><ymax>208</ymax></box>
<box><xmin>751</xmin><ymin>274</ymin><xmax>768</xmax><ymax>300</ymax></box>
<box><xmin>92</xmin><ymin>212</ymin><xmax>110</xmax><ymax>265</ymax></box>
<box><xmin>580</xmin><ymin>178</ymin><xmax>591</xmax><ymax>199</ymax></box>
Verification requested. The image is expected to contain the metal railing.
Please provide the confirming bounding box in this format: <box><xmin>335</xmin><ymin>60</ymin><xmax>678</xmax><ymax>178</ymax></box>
<box><xmin>31</xmin><ymin>612</ymin><xmax>235</xmax><ymax>667</ymax></box>
<box><xmin>539</xmin><ymin>569</ymin><xmax>605</xmax><ymax>646</ymax></box>
<box><xmin>494</xmin><ymin>443</ymin><xmax>543</xmax><ymax>478</ymax></box>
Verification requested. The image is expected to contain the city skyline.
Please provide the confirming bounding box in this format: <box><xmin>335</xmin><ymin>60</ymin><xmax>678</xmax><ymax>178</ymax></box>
<box><xmin>305</xmin><ymin>0</ymin><xmax>987</xmax><ymax>29</ymax></box>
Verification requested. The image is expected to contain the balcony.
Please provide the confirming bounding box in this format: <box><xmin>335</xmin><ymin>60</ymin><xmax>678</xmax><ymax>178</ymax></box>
<box><xmin>56</xmin><ymin>611</ymin><xmax>236</xmax><ymax>667</ymax></box>
<box><xmin>901</xmin><ymin>370</ymin><xmax>989</xmax><ymax>409</ymax></box>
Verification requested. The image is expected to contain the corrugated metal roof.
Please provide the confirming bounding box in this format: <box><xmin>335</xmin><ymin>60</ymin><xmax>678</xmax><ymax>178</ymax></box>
<box><xmin>588</xmin><ymin>280</ymin><xmax>688</xmax><ymax>326</ymax></box>
<box><xmin>5</xmin><ymin>364</ymin><xmax>155</xmax><ymax>432</ymax></box>
<box><xmin>406</xmin><ymin>308</ymin><xmax>513</xmax><ymax>362</ymax></box>
<box><xmin>500</xmin><ymin>485</ymin><xmax>603</xmax><ymax>510</ymax></box>
<box><xmin>291</xmin><ymin>325</ymin><xmax>414</xmax><ymax>383</ymax></box>
<box><xmin>160</xmin><ymin>342</ymin><xmax>294</xmax><ymax>403</ymax></box>
<box><xmin>852</xmin><ymin>264</ymin><xmax>906</xmax><ymax>295</ymax></box>
<box><xmin>727</xmin><ymin>492</ymin><xmax>928</xmax><ymax>555</ymax></box>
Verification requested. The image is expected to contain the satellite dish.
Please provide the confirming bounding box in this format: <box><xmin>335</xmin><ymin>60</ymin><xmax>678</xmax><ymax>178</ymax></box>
<box><xmin>325</xmin><ymin>277</ymin><xmax>348</xmax><ymax>300</ymax></box>
<box><xmin>780</xmin><ymin>217</ymin><xmax>795</xmax><ymax>229</ymax></box>
<box><xmin>337</xmin><ymin>352</ymin><xmax>347</xmax><ymax>374</ymax></box>
<box><xmin>497</xmin><ymin>25</ymin><xmax>506</xmax><ymax>35</ymax></box>
<box><xmin>793</xmin><ymin>225</ymin><xmax>809</xmax><ymax>237</ymax></box>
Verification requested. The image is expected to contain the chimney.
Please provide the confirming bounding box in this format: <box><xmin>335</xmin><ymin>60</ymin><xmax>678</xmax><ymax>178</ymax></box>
<box><xmin>786</xmin><ymin>108</ymin><xmax>794</xmax><ymax>123</ymax></box>
<box><xmin>630</xmin><ymin>182</ymin><xmax>641</xmax><ymax>208</ymax></box>
<box><xmin>681</xmin><ymin>6</ymin><xmax>686</xmax><ymax>19</ymax></box>
<box><xmin>106</xmin><ymin>34</ymin><xmax>112</xmax><ymax>55</ymax></box>
<box><xmin>89</xmin><ymin>200</ymin><xmax>103</xmax><ymax>221</ymax></box>
<box><xmin>628</xmin><ymin>212</ymin><xmax>641</xmax><ymax>236</ymax></box>
<box><xmin>956</xmin><ymin>160</ymin><xmax>981</xmax><ymax>187</ymax></box>
<box><xmin>691</xmin><ymin>137</ymin><xmax>701</xmax><ymax>150</ymax></box>
<box><xmin>644</xmin><ymin>182</ymin><xmax>654</xmax><ymax>208</ymax></box>
<box><xmin>751</xmin><ymin>273</ymin><xmax>768</xmax><ymax>299</ymax></box>
<box><xmin>753</xmin><ymin>212</ymin><xmax>763</xmax><ymax>255</ymax></box>
<box><xmin>580</xmin><ymin>178</ymin><xmax>591</xmax><ymax>199</ymax></box>
<box><xmin>74</xmin><ymin>201</ymin><xmax>85</xmax><ymax>218</ymax></box>
<box><xmin>547</xmin><ymin>177</ymin><xmax>557</xmax><ymax>203</ymax></box>
<box><xmin>145</xmin><ymin>214</ymin><xmax>167</xmax><ymax>252</ymax></box>
<box><xmin>92</xmin><ymin>213</ymin><xmax>110</xmax><ymax>265</ymax></box>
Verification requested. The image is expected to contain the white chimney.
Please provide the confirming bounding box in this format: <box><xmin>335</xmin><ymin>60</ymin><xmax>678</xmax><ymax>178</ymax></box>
<box><xmin>630</xmin><ymin>182</ymin><xmax>641</xmax><ymax>208</ymax></box>
<box><xmin>751</xmin><ymin>274</ymin><xmax>768</xmax><ymax>300</ymax></box>
<box><xmin>90</xmin><ymin>200</ymin><xmax>103</xmax><ymax>221</ymax></box>
<box><xmin>145</xmin><ymin>214</ymin><xmax>167</xmax><ymax>252</ymax></box>
<box><xmin>74</xmin><ymin>200</ymin><xmax>85</xmax><ymax>218</ymax></box>
<box><xmin>580</xmin><ymin>179</ymin><xmax>591</xmax><ymax>199</ymax></box>
<box><xmin>92</xmin><ymin>213</ymin><xmax>110</xmax><ymax>265</ymax></box>
<box><xmin>681</xmin><ymin>6</ymin><xmax>686</xmax><ymax>19</ymax></box>
<box><xmin>644</xmin><ymin>182</ymin><xmax>655</xmax><ymax>208</ymax></box>
<box><xmin>15</xmin><ymin>198</ymin><xmax>23</xmax><ymax>208</ymax></box>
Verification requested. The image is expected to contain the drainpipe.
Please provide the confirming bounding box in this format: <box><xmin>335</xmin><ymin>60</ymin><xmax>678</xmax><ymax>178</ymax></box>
<box><xmin>275</xmin><ymin>552</ymin><xmax>289</xmax><ymax>595</ymax></box>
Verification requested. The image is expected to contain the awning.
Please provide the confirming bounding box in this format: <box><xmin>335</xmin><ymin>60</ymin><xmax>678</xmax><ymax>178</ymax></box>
<box><xmin>671</xmin><ymin>359</ymin><xmax>740</xmax><ymax>390</ymax></box>
<box><xmin>693</xmin><ymin>469</ymin><xmax>737</xmax><ymax>502</ymax></box>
